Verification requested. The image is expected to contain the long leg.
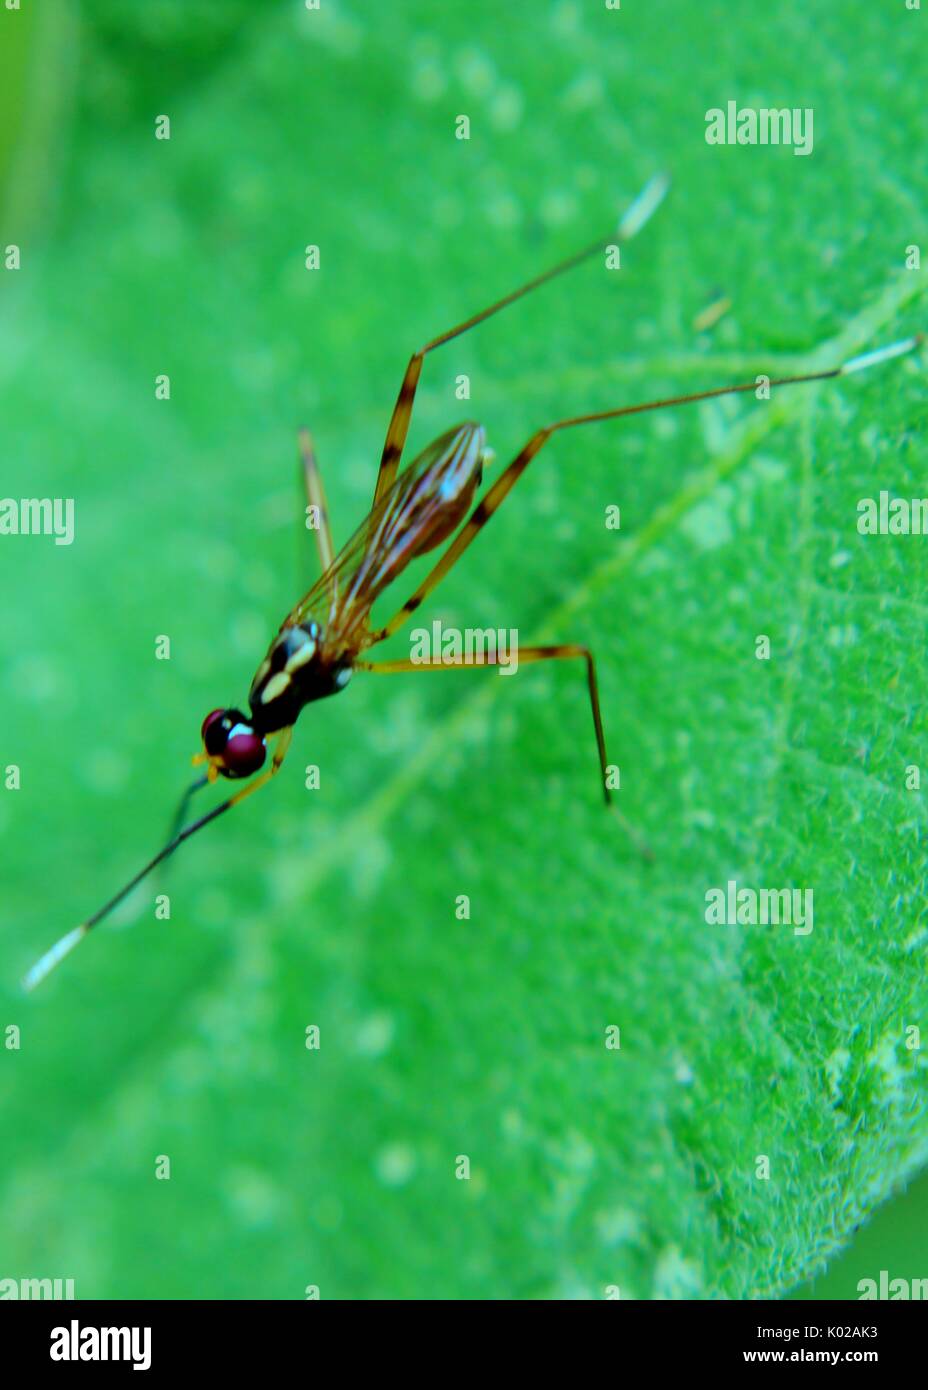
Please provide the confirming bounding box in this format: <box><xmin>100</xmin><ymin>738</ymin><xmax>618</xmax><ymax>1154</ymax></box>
<box><xmin>158</xmin><ymin>771</ymin><xmax>209</xmax><ymax>883</ymax></box>
<box><xmin>357</xmin><ymin>649</ymin><xmax>651</xmax><ymax>857</ymax></box>
<box><xmin>299</xmin><ymin>428</ymin><xmax>335</xmax><ymax>577</ymax></box>
<box><xmin>23</xmin><ymin>729</ymin><xmax>294</xmax><ymax>991</ymax></box>
<box><xmin>371</xmin><ymin>334</ymin><xmax>923</xmax><ymax>642</ymax></box>
<box><xmin>372</xmin><ymin>173</ymin><xmax>671</xmax><ymax>506</ymax></box>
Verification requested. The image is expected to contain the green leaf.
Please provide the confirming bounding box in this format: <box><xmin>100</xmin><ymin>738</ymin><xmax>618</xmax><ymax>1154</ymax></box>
<box><xmin>1</xmin><ymin>0</ymin><xmax>925</xmax><ymax>1299</ymax></box>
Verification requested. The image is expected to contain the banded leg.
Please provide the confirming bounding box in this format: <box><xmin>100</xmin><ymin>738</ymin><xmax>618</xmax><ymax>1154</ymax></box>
<box><xmin>299</xmin><ymin>428</ymin><xmax>335</xmax><ymax>575</ymax></box>
<box><xmin>23</xmin><ymin>729</ymin><xmax>294</xmax><ymax>991</ymax></box>
<box><xmin>370</xmin><ymin>334</ymin><xmax>923</xmax><ymax>643</ymax></box>
<box><xmin>358</xmin><ymin>648</ymin><xmax>651</xmax><ymax>856</ymax></box>
<box><xmin>372</xmin><ymin>173</ymin><xmax>671</xmax><ymax>506</ymax></box>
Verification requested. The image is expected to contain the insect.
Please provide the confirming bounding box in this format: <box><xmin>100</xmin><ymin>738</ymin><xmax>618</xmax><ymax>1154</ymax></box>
<box><xmin>24</xmin><ymin>174</ymin><xmax>922</xmax><ymax>989</ymax></box>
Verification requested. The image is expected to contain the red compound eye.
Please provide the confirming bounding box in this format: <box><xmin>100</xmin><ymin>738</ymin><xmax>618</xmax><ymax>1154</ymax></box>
<box><xmin>201</xmin><ymin>708</ymin><xmax>227</xmax><ymax>746</ymax></box>
<box><xmin>200</xmin><ymin>707</ymin><xmax>266</xmax><ymax>778</ymax></box>
<box><xmin>222</xmin><ymin>724</ymin><xmax>266</xmax><ymax>778</ymax></box>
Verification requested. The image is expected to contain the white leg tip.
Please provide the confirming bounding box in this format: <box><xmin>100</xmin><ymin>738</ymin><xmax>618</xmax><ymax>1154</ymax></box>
<box><xmin>617</xmin><ymin>172</ymin><xmax>671</xmax><ymax>241</ymax></box>
<box><xmin>842</xmin><ymin>334</ymin><xmax>923</xmax><ymax>376</ymax></box>
<box><xmin>23</xmin><ymin>926</ymin><xmax>87</xmax><ymax>992</ymax></box>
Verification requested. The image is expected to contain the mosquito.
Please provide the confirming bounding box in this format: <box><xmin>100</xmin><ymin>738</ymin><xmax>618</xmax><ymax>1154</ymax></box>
<box><xmin>24</xmin><ymin>173</ymin><xmax>922</xmax><ymax>989</ymax></box>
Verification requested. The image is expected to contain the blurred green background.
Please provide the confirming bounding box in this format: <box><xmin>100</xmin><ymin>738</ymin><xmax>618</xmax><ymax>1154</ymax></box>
<box><xmin>1</xmin><ymin>1</ymin><xmax>926</xmax><ymax>1299</ymax></box>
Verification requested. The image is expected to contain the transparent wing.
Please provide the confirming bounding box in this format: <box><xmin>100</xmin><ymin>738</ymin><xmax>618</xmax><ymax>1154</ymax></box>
<box><xmin>283</xmin><ymin>423</ymin><xmax>483</xmax><ymax>641</ymax></box>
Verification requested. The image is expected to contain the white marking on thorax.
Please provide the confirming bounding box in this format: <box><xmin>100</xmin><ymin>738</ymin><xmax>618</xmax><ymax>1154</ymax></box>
<box><xmin>259</xmin><ymin>671</ymin><xmax>292</xmax><ymax>704</ymax></box>
<box><xmin>284</xmin><ymin>632</ymin><xmax>317</xmax><ymax>673</ymax></box>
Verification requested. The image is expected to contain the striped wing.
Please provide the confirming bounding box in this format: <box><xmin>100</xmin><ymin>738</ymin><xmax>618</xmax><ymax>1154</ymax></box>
<box><xmin>283</xmin><ymin>423</ymin><xmax>484</xmax><ymax>642</ymax></box>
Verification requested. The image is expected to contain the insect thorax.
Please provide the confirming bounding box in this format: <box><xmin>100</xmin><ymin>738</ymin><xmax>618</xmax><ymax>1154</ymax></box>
<box><xmin>248</xmin><ymin>620</ymin><xmax>352</xmax><ymax>732</ymax></box>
